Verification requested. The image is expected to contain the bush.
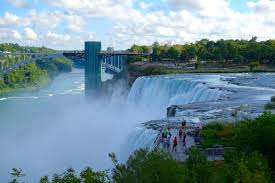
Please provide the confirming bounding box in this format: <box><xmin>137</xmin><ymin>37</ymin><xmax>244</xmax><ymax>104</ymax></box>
<box><xmin>217</xmin><ymin>151</ymin><xmax>272</xmax><ymax>183</ymax></box>
<box><xmin>234</xmin><ymin>113</ymin><xmax>275</xmax><ymax>171</ymax></box>
<box><xmin>185</xmin><ymin>149</ymin><xmax>214</xmax><ymax>183</ymax></box>
<box><xmin>248</xmin><ymin>61</ymin><xmax>260</xmax><ymax>71</ymax></box>
<box><xmin>194</xmin><ymin>62</ymin><xmax>200</xmax><ymax>70</ymax></box>
<box><xmin>38</xmin><ymin>167</ymin><xmax>109</xmax><ymax>183</ymax></box>
<box><xmin>143</xmin><ymin>66</ymin><xmax>167</xmax><ymax>76</ymax></box>
<box><xmin>201</xmin><ymin>122</ymin><xmax>234</xmax><ymax>147</ymax></box>
<box><xmin>264</xmin><ymin>102</ymin><xmax>275</xmax><ymax>110</ymax></box>
<box><xmin>109</xmin><ymin>149</ymin><xmax>186</xmax><ymax>183</ymax></box>
<box><xmin>270</xmin><ymin>96</ymin><xmax>275</xmax><ymax>102</ymax></box>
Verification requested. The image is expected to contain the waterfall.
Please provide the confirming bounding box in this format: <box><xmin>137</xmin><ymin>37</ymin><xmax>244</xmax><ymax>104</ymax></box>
<box><xmin>119</xmin><ymin>127</ymin><xmax>158</xmax><ymax>162</ymax></box>
<box><xmin>120</xmin><ymin>75</ymin><xmax>227</xmax><ymax>161</ymax></box>
<box><xmin>127</xmin><ymin>76</ymin><xmax>225</xmax><ymax>113</ymax></box>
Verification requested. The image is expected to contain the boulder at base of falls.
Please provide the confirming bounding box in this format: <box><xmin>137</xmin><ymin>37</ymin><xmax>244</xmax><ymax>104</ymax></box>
<box><xmin>167</xmin><ymin>105</ymin><xmax>178</xmax><ymax>117</ymax></box>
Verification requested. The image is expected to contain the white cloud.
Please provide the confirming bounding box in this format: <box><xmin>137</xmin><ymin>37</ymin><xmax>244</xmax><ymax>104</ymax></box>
<box><xmin>0</xmin><ymin>28</ymin><xmax>22</xmax><ymax>41</ymax></box>
<box><xmin>165</xmin><ymin>0</ymin><xmax>230</xmax><ymax>15</ymax></box>
<box><xmin>1</xmin><ymin>0</ymin><xmax>275</xmax><ymax>50</ymax></box>
<box><xmin>139</xmin><ymin>2</ymin><xmax>153</xmax><ymax>10</ymax></box>
<box><xmin>247</xmin><ymin>0</ymin><xmax>275</xmax><ymax>12</ymax></box>
<box><xmin>46</xmin><ymin>32</ymin><xmax>71</xmax><ymax>41</ymax></box>
<box><xmin>28</xmin><ymin>10</ymin><xmax>63</xmax><ymax>30</ymax></box>
<box><xmin>24</xmin><ymin>27</ymin><xmax>37</xmax><ymax>40</ymax></box>
<box><xmin>5</xmin><ymin>0</ymin><xmax>28</xmax><ymax>8</ymax></box>
<box><xmin>43</xmin><ymin>0</ymin><xmax>136</xmax><ymax>20</ymax></box>
<box><xmin>0</xmin><ymin>12</ymin><xmax>30</xmax><ymax>27</ymax></box>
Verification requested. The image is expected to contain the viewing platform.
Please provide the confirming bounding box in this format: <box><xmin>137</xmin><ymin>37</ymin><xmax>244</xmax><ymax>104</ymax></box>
<box><xmin>152</xmin><ymin>121</ymin><xmax>235</xmax><ymax>161</ymax></box>
<box><xmin>152</xmin><ymin>122</ymin><xmax>197</xmax><ymax>161</ymax></box>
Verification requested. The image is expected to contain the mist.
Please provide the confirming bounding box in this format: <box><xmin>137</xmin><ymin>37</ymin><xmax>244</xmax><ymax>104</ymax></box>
<box><xmin>0</xmin><ymin>70</ymin><xmax>160</xmax><ymax>182</ymax></box>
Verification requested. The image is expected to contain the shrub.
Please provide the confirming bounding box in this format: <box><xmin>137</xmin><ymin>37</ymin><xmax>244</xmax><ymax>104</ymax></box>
<box><xmin>264</xmin><ymin>102</ymin><xmax>275</xmax><ymax>110</ymax></box>
<box><xmin>201</xmin><ymin>122</ymin><xmax>234</xmax><ymax>147</ymax></box>
<box><xmin>110</xmin><ymin>149</ymin><xmax>186</xmax><ymax>183</ymax></box>
<box><xmin>194</xmin><ymin>62</ymin><xmax>200</xmax><ymax>70</ymax></box>
<box><xmin>234</xmin><ymin>113</ymin><xmax>275</xmax><ymax>171</ymax></box>
<box><xmin>143</xmin><ymin>66</ymin><xmax>167</xmax><ymax>76</ymax></box>
<box><xmin>38</xmin><ymin>167</ymin><xmax>109</xmax><ymax>183</ymax></box>
<box><xmin>270</xmin><ymin>96</ymin><xmax>275</xmax><ymax>102</ymax></box>
<box><xmin>185</xmin><ymin>149</ymin><xmax>214</xmax><ymax>183</ymax></box>
<box><xmin>248</xmin><ymin>61</ymin><xmax>260</xmax><ymax>71</ymax></box>
<box><xmin>218</xmin><ymin>151</ymin><xmax>272</xmax><ymax>183</ymax></box>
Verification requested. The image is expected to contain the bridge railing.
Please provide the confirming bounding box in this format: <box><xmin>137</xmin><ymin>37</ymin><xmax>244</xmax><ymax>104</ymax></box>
<box><xmin>102</xmin><ymin>62</ymin><xmax>123</xmax><ymax>73</ymax></box>
<box><xmin>0</xmin><ymin>50</ymin><xmax>150</xmax><ymax>76</ymax></box>
<box><xmin>0</xmin><ymin>53</ymin><xmax>63</xmax><ymax>76</ymax></box>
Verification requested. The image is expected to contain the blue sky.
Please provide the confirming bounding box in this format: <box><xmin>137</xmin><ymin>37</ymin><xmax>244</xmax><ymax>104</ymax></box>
<box><xmin>0</xmin><ymin>0</ymin><xmax>274</xmax><ymax>50</ymax></box>
<box><xmin>230</xmin><ymin>0</ymin><xmax>256</xmax><ymax>11</ymax></box>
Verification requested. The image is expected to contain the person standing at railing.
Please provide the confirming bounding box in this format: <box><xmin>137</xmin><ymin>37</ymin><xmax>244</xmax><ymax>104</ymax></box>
<box><xmin>182</xmin><ymin>133</ymin><xmax>187</xmax><ymax>150</ymax></box>
<box><xmin>166</xmin><ymin>135</ymin><xmax>171</xmax><ymax>149</ymax></box>
<box><xmin>179</xmin><ymin>128</ymin><xmax>183</xmax><ymax>139</ymax></box>
<box><xmin>172</xmin><ymin>137</ymin><xmax>178</xmax><ymax>152</ymax></box>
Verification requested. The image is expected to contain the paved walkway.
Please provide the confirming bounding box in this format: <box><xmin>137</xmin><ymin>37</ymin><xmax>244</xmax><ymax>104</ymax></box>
<box><xmin>156</xmin><ymin>128</ymin><xmax>195</xmax><ymax>161</ymax></box>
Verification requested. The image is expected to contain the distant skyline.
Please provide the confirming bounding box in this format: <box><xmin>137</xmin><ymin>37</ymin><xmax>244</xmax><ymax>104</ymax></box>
<box><xmin>0</xmin><ymin>0</ymin><xmax>274</xmax><ymax>50</ymax></box>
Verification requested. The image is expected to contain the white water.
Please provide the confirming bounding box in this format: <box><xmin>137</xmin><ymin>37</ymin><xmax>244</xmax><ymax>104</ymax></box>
<box><xmin>127</xmin><ymin>76</ymin><xmax>226</xmax><ymax>116</ymax></box>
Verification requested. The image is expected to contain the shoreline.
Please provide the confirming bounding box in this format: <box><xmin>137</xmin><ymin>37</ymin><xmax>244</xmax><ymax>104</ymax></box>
<box><xmin>127</xmin><ymin>63</ymin><xmax>275</xmax><ymax>85</ymax></box>
<box><xmin>0</xmin><ymin>76</ymin><xmax>50</xmax><ymax>96</ymax></box>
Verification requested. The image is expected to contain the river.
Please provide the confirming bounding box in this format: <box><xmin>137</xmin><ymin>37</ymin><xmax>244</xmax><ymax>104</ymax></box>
<box><xmin>0</xmin><ymin>69</ymin><xmax>275</xmax><ymax>182</ymax></box>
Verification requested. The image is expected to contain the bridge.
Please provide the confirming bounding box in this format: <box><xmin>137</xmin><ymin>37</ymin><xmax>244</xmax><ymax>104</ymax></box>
<box><xmin>0</xmin><ymin>41</ymin><xmax>151</xmax><ymax>96</ymax></box>
<box><xmin>0</xmin><ymin>52</ymin><xmax>63</xmax><ymax>76</ymax></box>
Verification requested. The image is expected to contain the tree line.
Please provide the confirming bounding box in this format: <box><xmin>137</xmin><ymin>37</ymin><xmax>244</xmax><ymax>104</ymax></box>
<box><xmin>129</xmin><ymin>37</ymin><xmax>275</xmax><ymax>65</ymax></box>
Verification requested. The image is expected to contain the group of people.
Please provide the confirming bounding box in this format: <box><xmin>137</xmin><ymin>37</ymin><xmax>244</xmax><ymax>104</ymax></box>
<box><xmin>161</xmin><ymin>121</ymin><xmax>188</xmax><ymax>152</ymax></box>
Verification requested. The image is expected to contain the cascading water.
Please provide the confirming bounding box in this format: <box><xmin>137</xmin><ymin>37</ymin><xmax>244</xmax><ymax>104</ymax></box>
<box><xmin>121</xmin><ymin>75</ymin><xmax>228</xmax><ymax>159</ymax></box>
<box><xmin>127</xmin><ymin>76</ymin><xmax>226</xmax><ymax>114</ymax></box>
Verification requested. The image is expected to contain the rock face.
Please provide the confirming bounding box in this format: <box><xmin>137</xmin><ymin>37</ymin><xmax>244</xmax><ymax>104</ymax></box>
<box><xmin>167</xmin><ymin>105</ymin><xmax>178</xmax><ymax>117</ymax></box>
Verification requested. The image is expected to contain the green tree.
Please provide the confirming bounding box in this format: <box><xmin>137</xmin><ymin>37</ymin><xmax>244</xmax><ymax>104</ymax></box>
<box><xmin>110</xmin><ymin>149</ymin><xmax>187</xmax><ymax>183</ymax></box>
<box><xmin>9</xmin><ymin>168</ymin><xmax>25</xmax><ymax>183</ymax></box>
<box><xmin>248</xmin><ymin>61</ymin><xmax>260</xmax><ymax>71</ymax></box>
<box><xmin>234</xmin><ymin>113</ymin><xmax>275</xmax><ymax>171</ymax></box>
<box><xmin>167</xmin><ymin>46</ymin><xmax>181</xmax><ymax>61</ymax></box>
<box><xmin>185</xmin><ymin>149</ymin><xmax>213</xmax><ymax>183</ymax></box>
<box><xmin>220</xmin><ymin>151</ymin><xmax>272</xmax><ymax>183</ymax></box>
<box><xmin>194</xmin><ymin>61</ymin><xmax>200</xmax><ymax>70</ymax></box>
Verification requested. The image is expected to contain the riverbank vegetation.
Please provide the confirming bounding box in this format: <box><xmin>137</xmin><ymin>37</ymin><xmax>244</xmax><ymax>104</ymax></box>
<box><xmin>265</xmin><ymin>96</ymin><xmax>275</xmax><ymax>110</ymax></box>
<box><xmin>130</xmin><ymin>37</ymin><xmax>275</xmax><ymax>65</ymax></box>
<box><xmin>127</xmin><ymin>38</ymin><xmax>275</xmax><ymax>77</ymax></box>
<box><xmin>0</xmin><ymin>43</ymin><xmax>72</xmax><ymax>94</ymax></box>
<box><xmin>201</xmin><ymin>112</ymin><xmax>275</xmax><ymax>179</ymax></box>
<box><xmin>9</xmin><ymin>113</ymin><xmax>275</xmax><ymax>183</ymax></box>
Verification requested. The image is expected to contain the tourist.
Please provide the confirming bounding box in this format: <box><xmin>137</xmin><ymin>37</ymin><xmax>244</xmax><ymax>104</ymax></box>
<box><xmin>166</xmin><ymin>135</ymin><xmax>171</xmax><ymax>149</ymax></box>
<box><xmin>168</xmin><ymin>128</ymin><xmax>172</xmax><ymax>137</ymax></box>
<box><xmin>179</xmin><ymin>128</ymin><xmax>183</xmax><ymax>139</ymax></box>
<box><xmin>161</xmin><ymin>132</ymin><xmax>166</xmax><ymax>143</ymax></box>
<box><xmin>181</xmin><ymin>121</ymin><xmax>187</xmax><ymax>135</ymax></box>
<box><xmin>164</xmin><ymin>128</ymin><xmax>169</xmax><ymax>137</ymax></box>
<box><xmin>181</xmin><ymin>121</ymin><xmax>187</xmax><ymax>128</ymax></box>
<box><xmin>172</xmin><ymin>137</ymin><xmax>178</xmax><ymax>152</ymax></box>
<box><xmin>182</xmin><ymin>133</ymin><xmax>187</xmax><ymax>150</ymax></box>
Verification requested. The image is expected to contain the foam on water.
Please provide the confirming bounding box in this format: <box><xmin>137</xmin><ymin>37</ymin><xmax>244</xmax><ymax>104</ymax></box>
<box><xmin>127</xmin><ymin>76</ymin><xmax>226</xmax><ymax>115</ymax></box>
